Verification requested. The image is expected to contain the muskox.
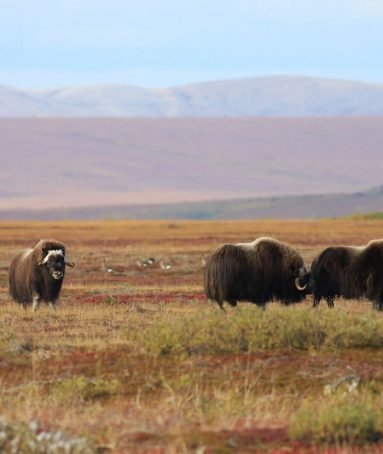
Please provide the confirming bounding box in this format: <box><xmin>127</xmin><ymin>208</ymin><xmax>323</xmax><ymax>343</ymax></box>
<box><xmin>8</xmin><ymin>239</ymin><xmax>75</xmax><ymax>310</ymax></box>
<box><xmin>204</xmin><ymin>237</ymin><xmax>311</xmax><ymax>309</ymax></box>
<box><xmin>311</xmin><ymin>240</ymin><xmax>383</xmax><ymax>310</ymax></box>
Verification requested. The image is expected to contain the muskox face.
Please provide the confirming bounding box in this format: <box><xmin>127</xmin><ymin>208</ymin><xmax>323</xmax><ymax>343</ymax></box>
<box><xmin>294</xmin><ymin>266</ymin><xmax>312</xmax><ymax>295</ymax></box>
<box><xmin>39</xmin><ymin>249</ymin><xmax>74</xmax><ymax>280</ymax></box>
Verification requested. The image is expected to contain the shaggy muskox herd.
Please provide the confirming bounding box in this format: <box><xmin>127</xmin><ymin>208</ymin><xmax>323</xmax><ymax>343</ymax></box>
<box><xmin>6</xmin><ymin>237</ymin><xmax>383</xmax><ymax>311</ymax></box>
<box><xmin>204</xmin><ymin>237</ymin><xmax>383</xmax><ymax>311</ymax></box>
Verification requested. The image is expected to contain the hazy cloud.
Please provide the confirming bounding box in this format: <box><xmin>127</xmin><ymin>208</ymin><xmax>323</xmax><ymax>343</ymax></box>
<box><xmin>350</xmin><ymin>0</ymin><xmax>383</xmax><ymax>16</ymax></box>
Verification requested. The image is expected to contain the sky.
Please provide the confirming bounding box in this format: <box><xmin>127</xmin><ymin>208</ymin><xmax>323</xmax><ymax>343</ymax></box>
<box><xmin>1</xmin><ymin>0</ymin><xmax>383</xmax><ymax>89</ymax></box>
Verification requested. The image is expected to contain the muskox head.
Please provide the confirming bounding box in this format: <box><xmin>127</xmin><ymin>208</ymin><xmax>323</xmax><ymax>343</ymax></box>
<box><xmin>38</xmin><ymin>248</ymin><xmax>75</xmax><ymax>280</ymax></box>
<box><xmin>294</xmin><ymin>265</ymin><xmax>311</xmax><ymax>294</ymax></box>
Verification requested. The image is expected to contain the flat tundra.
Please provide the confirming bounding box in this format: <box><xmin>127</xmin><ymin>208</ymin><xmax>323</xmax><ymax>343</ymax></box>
<box><xmin>204</xmin><ymin>237</ymin><xmax>311</xmax><ymax>309</ymax></box>
<box><xmin>8</xmin><ymin>239</ymin><xmax>75</xmax><ymax>310</ymax></box>
<box><xmin>311</xmin><ymin>239</ymin><xmax>383</xmax><ymax>310</ymax></box>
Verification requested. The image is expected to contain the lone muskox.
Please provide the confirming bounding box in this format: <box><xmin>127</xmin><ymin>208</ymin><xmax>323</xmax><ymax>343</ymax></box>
<box><xmin>311</xmin><ymin>240</ymin><xmax>383</xmax><ymax>310</ymax></box>
<box><xmin>8</xmin><ymin>239</ymin><xmax>75</xmax><ymax>310</ymax></box>
<box><xmin>204</xmin><ymin>237</ymin><xmax>310</xmax><ymax>309</ymax></box>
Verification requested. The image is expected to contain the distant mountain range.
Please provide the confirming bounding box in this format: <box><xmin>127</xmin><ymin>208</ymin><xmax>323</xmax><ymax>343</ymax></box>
<box><xmin>2</xmin><ymin>76</ymin><xmax>383</xmax><ymax>117</ymax></box>
<box><xmin>1</xmin><ymin>186</ymin><xmax>382</xmax><ymax>220</ymax></box>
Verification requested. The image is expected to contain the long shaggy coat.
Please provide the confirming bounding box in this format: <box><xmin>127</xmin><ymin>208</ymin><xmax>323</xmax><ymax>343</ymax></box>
<box><xmin>204</xmin><ymin>237</ymin><xmax>310</xmax><ymax>308</ymax></box>
<box><xmin>9</xmin><ymin>239</ymin><xmax>69</xmax><ymax>306</ymax></box>
<box><xmin>311</xmin><ymin>239</ymin><xmax>383</xmax><ymax>309</ymax></box>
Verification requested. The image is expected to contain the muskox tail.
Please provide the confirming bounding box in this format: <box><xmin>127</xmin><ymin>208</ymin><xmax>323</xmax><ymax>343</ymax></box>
<box><xmin>204</xmin><ymin>244</ymin><xmax>248</xmax><ymax>306</ymax></box>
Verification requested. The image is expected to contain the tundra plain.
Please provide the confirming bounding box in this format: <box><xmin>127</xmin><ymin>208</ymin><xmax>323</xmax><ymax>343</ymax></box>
<box><xmin>1</xmin><ymin>117</ymin><xmax>383</xmax><ymax>213</ymax></box>
<box><xmin>1</xmin><ymin>219</ymin><xmax>383</xmax><ymax>452</ymax></box>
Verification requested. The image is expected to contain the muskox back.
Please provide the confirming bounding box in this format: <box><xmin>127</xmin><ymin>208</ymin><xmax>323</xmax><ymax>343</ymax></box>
<box><xmin>204</xmin><ymin>237</ymin><xmax>310</xmax><ymax>308</ymax></box>
<box><xmin>311</xmin><ymin>240</ymin><xmax>383</xmax><ymax>309</ymax></box>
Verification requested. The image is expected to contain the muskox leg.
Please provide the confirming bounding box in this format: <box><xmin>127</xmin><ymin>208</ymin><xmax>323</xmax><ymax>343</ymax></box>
<box><xmin>326</xmin><ymin>297</ymin><xmax>335</xmax><ymax>308</ymax></box>
<box><xmin>312</xmin><ymin>297</ymin><xmax>321</xmax><ymax>308</ymax></box>
<box><xmin>213</xmin><ymin>300</ymin><xmax>227</xmax><ymax>313</ymax></box>
<box><xmin>49</xmin><ymin>301</ymin><xmax>57</xmax><ymax>311</ymax></box>
<box><xmin>373</xmin><ymin>300</ymin><xmax>383</xmax><ymax>311</ymax></box>
<box><xmin>32</xmin><ymin>295</ymin><xmax>40</xmax><ymax>311</ymax></box>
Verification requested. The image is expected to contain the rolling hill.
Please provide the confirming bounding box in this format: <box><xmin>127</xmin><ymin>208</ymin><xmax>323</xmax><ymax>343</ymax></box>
<box><xmin>1</xmin><ymin>76</ymin><xmax>383</xmax><ymax>117</ymax></box>
<box><xmin>1</xmin><ymin>186</ymin><xmax>382</xmax><ymax>221</ymax></box>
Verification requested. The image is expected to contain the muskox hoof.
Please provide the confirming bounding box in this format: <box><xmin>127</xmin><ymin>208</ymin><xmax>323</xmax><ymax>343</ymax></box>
<box><xmin>214</xmin><ymin>301</ymin><xmax>227</xmax><ymax>313</ymax></box>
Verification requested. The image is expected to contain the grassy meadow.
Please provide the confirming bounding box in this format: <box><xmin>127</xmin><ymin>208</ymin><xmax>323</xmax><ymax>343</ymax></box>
<box><xmin>1</xmin><ymin>219</ymin><xmax>383</xmax><ymax>452</ymax></box>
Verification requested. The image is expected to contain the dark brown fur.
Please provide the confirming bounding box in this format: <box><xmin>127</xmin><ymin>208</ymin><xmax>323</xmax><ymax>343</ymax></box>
<box><xmin>9</xmin><ymin>239</ymin><xmax>70</xmax><ymax>307</ymax></box>
<box><xmin>204</xmin><ymin>237</ymin><xmax>310</xmax><ymax>308</ymax></box>
<box><xmin>311</xmin><ymin>240</ymin><xmax>383</xmax><ymax>309</ymax></box>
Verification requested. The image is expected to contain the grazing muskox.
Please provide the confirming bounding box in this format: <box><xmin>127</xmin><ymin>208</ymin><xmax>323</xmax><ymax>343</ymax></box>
<box><xmin>8</xmin><ymin>239</ymin><xmax>75</xmax><ymax>310</ymax></box>
<box><xmin>204</xmin><ymin>237</ymin><xmax>310</xmax><ymax>309</ymax></box>
<box><xmin>311</xmin><ymin>240</ymin><xmax>383</xmax><ymax>310</ymax></box>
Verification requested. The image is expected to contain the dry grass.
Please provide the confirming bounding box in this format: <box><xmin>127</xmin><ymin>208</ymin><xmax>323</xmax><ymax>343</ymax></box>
<box><xmin>0</xmin><ymin>219</ymin><xmax>383</xmax><ymax>452</ymax></box>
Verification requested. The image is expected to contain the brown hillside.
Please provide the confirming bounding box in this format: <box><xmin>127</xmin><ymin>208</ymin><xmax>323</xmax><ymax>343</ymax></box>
<box><xmin>0</xmin><ymin>117</ymin><xmax>381</xmax><ymax>213</ymax></box>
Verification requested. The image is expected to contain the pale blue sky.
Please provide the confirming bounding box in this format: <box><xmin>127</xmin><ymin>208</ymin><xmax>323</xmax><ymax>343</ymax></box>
<box><xmin>1</xmin><ymin>0</ymin><xmax>383</xmax><ymax>88</ymax></box>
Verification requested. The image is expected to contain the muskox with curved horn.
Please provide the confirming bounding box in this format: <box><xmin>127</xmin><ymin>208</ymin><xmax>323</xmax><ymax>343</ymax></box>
<box><xmin>8</xmin><ymin>239</ymin><xmax>75</xmax><ymax>311</ymax></box>
<box><xmin>311</xmin><ymin>239</ymin><xmax>383</xmax><ymax>310</ymax></box>
<box><xmin>204</xmin><ymin>237</ymin><xmax>311</xmax><ymax>309</ymax></box>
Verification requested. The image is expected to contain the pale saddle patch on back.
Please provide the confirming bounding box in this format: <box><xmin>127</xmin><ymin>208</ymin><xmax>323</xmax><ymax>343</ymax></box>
<box><xmin>235</xmin><ymin>237</ymin><xmax>278</xmax><ymax>250</ymax></box>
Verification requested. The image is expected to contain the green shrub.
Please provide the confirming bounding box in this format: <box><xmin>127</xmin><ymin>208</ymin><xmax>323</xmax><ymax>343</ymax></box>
<box><xmin>289</xmin><ymin>397</ymin><xmax>383</xmax><ymax>444</ymax></box>
<box><xmin>22</xmin><ymin>376</ymin><xmax>122</xmax><ymax>403</ymax></box>
<box><xmin>49</xmin><ymin>376</ymin><xmax>121</xmax><ymax>402</ymax></box>
<box><xmin>349</xmin><ymin>212</ymin><xmax>383</xmax><ymax>220</ymax></box>
<box><xmin>125</xmin><ymin>306</ymin><xmax>383</xmax><ymax>356</ymax></box>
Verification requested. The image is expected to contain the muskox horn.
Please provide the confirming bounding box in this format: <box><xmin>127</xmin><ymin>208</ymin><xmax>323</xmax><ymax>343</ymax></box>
<box><xmin>65</xmin><ymin>258</ymin><xmax>75</xmax><ymax>267</ymax></box>
<box><xmin>295</xmin><ymin>277</ymin><xmax>307</xmax><ymax>291</ymax></box>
